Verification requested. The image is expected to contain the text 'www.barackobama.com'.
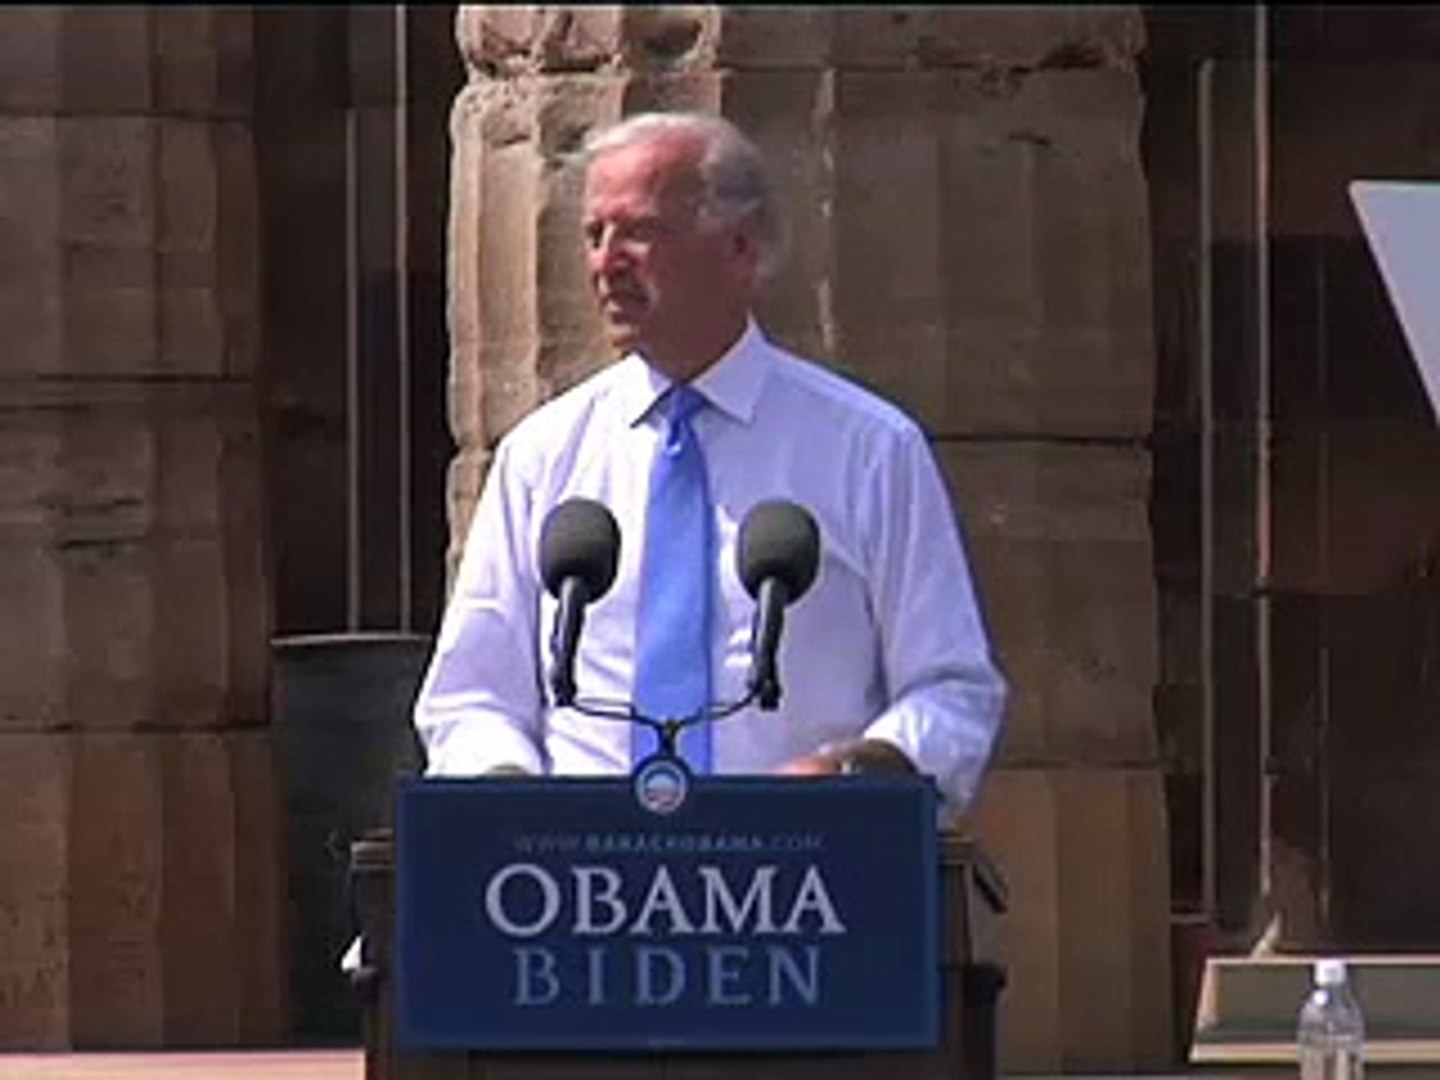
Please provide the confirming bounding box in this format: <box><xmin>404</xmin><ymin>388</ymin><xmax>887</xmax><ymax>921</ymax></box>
<box><xmin>511</xmin><ymin>832</ymin><xmax>827</xmax><ymax>856</ymax></box>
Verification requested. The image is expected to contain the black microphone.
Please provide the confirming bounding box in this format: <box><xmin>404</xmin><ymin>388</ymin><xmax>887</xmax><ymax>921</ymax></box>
<box><xmin>539</xmin><ymin>498</ymin><xmax>621</xmax><ymax>707</ymax></box>
<box><xmin>737</xmin><ymin>500</ymin><xmax>821</xmax><ymax>710</ymax></box>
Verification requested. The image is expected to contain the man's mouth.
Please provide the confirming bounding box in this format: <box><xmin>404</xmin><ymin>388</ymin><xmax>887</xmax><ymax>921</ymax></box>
<box><xmin>600</xmin><ymin>291</ymin><xmax>646</xmax><ymax>319</ymax></box>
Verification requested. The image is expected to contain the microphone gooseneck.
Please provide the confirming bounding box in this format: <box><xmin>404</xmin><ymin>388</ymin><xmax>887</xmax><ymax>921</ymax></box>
<box><xmin>534</xmin><ymin>496</ymin><xmax>822</xmax><ymax>756</ymax></box>
<box><xmin>540</xmin><ymin>498</ymin><xmax>621</xmax><ymax>707</ymax></box>
<box><xmin>737</xmin><ymin>501</ymin><xmax>821</xmax><ymax>710</ymax></box>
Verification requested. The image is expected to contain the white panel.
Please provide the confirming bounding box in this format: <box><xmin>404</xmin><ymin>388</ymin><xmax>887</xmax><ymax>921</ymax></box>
<box><xmin>1350</xmin><ymin>180</ymin><xmax>1440</xmax><ymax>425</ymax></box>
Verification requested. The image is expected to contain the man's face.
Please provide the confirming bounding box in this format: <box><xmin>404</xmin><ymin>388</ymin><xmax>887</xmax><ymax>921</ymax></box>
<box><xmin>582</xmin><ymin>134</ymin><xmax>756</xmax><ymax>375</ymax></box>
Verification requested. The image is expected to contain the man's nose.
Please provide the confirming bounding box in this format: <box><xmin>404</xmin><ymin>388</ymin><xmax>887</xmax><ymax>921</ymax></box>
<box><xmin>589</xmin><ymin>225</ymin><xmax>629</xmax><ymax>273</ymax></box>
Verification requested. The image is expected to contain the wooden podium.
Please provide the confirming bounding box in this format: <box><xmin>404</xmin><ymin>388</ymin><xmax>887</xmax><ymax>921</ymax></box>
<box><xmin>350</xmin><ymin>824</ymin><xmax>1007</xmax><ymax>1080</ymax></box>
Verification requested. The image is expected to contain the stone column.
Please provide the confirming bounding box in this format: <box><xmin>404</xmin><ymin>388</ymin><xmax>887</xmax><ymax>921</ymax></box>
<box><xmin>448</xmin><ymin>7</ymin><xmax>1167</xmax><ymax>1071</ymax></box>
<box><xmin>0</xmin><ymin>8</ymin><xmax>284</xmax><ymax>1048</ymax></box>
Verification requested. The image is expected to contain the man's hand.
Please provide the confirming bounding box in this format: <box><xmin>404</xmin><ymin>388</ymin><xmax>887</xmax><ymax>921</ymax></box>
<box><xmin>777</xmin><ymin>739</ymin><xmax>917</xmax><ymax>777</ymax></box>
<box><xmin>483</xmin><ymin>763</ymin><xmax>534</xmax><ymax>778</ymax></box>
<box><xmin>777</xmin><ymin>753</ymin><xmax>842</xmax><ymax>777</ymax></box>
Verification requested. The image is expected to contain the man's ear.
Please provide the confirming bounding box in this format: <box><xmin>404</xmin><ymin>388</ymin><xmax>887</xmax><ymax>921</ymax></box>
<box><xmin>728</xmin><ymin>225</ymin><xmax>761</xmax><ymax>279</ymax></box>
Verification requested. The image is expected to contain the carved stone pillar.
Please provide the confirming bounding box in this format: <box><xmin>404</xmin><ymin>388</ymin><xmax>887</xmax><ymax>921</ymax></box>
<box><xmin>0</xmin><ymin>8</ymin><xmax>283</xmax><ymax>1048</ymax></box>
<box><xmin>448</xmin><ymin>7</ymin><xmax>1166</xmax><ymax>1071</ymax></box>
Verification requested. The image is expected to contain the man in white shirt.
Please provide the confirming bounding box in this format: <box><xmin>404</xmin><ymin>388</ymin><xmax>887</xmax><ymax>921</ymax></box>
<box><xmin>413</xmin><ymin>111</ymin><xmax>1008</xmax><ymax>813</ymax></box>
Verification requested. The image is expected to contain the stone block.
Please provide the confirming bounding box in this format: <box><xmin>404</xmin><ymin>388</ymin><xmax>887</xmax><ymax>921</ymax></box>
<box><xmin>158</xmin><ymin>121</ymin><xmax>218</xmax><ymax>253</ymax></box>
<box><xmin>54</xmin><ymin>394</ymin><xmax>156</xmax><ymax>545</ymax></box>
<box><xmin>230</xmin><ymin>730</ymin><xmax>288</xmax><ymax>1042</ymax></box>
<box><xmin>452</xmin><ymin>75</ymin><xmax>682</xmax><ymax>443</ymax></box>
<box><xmin>973</xmin><ymin>764</ymin><xmax>1062</xmax><ymax>1070</ymax></box>
<box><xmin>61</xmin><ymin>536</ymin><xmax>155</xmax><ymax>731</ymax></box>
<box><xmin>935</xmin><ymin>440</ymin><xmax>1157</xmax><ymax>764</ymax></box>
<box><xmin>210</xmin><ymin>9</ymin><xmax>257</xmax><ymax>117</ymax></box>
<box><xmin>542</xmin><ymin>7</ymin><xmax>626</xmax><ymax>74</ymax></box>
<box><xmin>0</xmin><ymin>383</ymin><xmax>266</xmax><ymax>734</ymax></box>
<box><xmin>830</xmin><ymin>6</ymin><xmax>1144</xmax><ymax>72</ymax></box>
<box><xmin>216</xmin><ymin>412</ymin><xmax>271</xmax><ymax>727</ymax></box>
<box><xmin>0</xmin><ymin>285</ymin><xmax>63</xmax><ymax>381</ymax></box>
<box><xmin>448</xmin><ymin>87</ymin><xmax>486</xmax><ymax>448</ymax></box>
<box><xmin>62</xmin><ymin>248</ymin><xmax>159</xmax><ymax>377</ymax></box>
<box><xmin>449</xmin><ymin>84</ymin><xmax>541</xmax><ymax>447</ymax></box>
<box><xmin>47</xmin><ymin>397</ymin><xmax>157</xmax><ymax>705</ymax></box>
<box><xmin>67</xmin><ymin>733</ymin><xmax>166</xmax><ymax>1046</ymax></box>
<box><xmin>615</xmin><ymin>7</ymin><xmax>712</xmax><ymax>73</ymax></box>
<box><xmin>828</xmin><ymin>68</ymin><xmax>1152</xmax><ymax>439</ymax></box>
<box><xmin>534</xmin><ymin>78</ymin><xmax>627</xmax><ymax>393</ymax></box>
<box><xmin>152</xmin><ymin>539</ymin><xmax>227</xmax><ymax>728</ymax></box>
<box><xmin>0</xmin><ymin>118</ymin><xmax>61</xmax><ymax>238</ymax></box>
<box><xmin>0</xmin><ymin>115</ymin><xmax>258</xmax><ymax>380</ymax></box>
<box><xmin>154</xmin><ymin>403</ymin><xmax>223</xmax><ymax>531</ymax></box>
<box><xmin>978</xmin><ymin>71</ymin><xmax>1151</xmax><ymax>436</ymax></box>
<box><xmin>1</xmin><ymin>8</ymin><xmax>243</xmax><ymax>116</ymax></box>
<box><xmin>160</xmin><ymin>279</ymin><xmax>226</xmax><ymax>378</ymax></box>
<box><xmin>211</xmin><ymin>121</ymin><xmax>261</xmax><ymax>379</ymax></box>
<box><xmin>461</xmin><ymin>5</ymin><xmax>524</xmax><ymax>74</ymax></box>
<box><xmin>458</xmin><ymin>7</ymin><xmax>537</xmax><ymax>79</ymax></box>
<box><xmin>0</xmin><ymin>118</ymin><xmax>63</xmax><ymax>376</ymax></box>
<box><xmin>1054</xmin><ymin>769</ymin><xmax>1174</xmax><ymax>1070</ymax></box>
<box><xmin>0</xmin><ymin>735</ymin><xmax>70</xmax><ymax>1048</ymax></box>
<box><xmin>0</xmin><ymin>7</ymin><xmax>62</xmax><ymax>111</ymax></box>
<box><xmin>161</xmin><ymin>120</ymin><xmax>258</xmax><ymax>378</ymax></box>
<box><xmin>0</xmin><ymin>405</ymin><xmax>84</xmax><ymax>731</ymax></box>
<box><xmin>718</xmin><ymin>71</ymin><xmax>832</xmax><ymax>356</ymax></box>
<box><xmin>445</xmin><ymin>449</ymin><xmax>493</xmax><ymax>586</ymax></box>
<box><xmin>0</xmin><ymin>731</ymin><xmax>285</xmax><ymax>1049</ymax></box>
<box><xmin>618</xmin><ymin>69</ymin><xmax>724</xmax><ymax>116</ymax></box>
<box><xmin>827</xmin><ymin>70</ymin><xmax>949</xmax><ymax>422</ymax></box>
<box><xmin>449</xmin><ymin>65</ymin><xmax>842</xmax><ymax>463</ymax></box>
<box><xmin>971</xmin><ymin>763</ymin><xmax>1173</xmax><ymax>1073</ymax></box>
<box><xmin>532</xmin><ymin>73</ymin><xmax>624</xmax><ymax>159</ymax></box>
<box><xmin>54</xmin><ymin>118</ymin><xmax>160</xmax><ymax>375</ymax></box>
<box><xmin>61</xmin><ymin>117</ymin><xmax>156</xmax><ymax>248</ymax></box>
<box><xmin>0</xmin><ymin>546</ymin><xmax>65</xmax><ymax>731</ymax></box>
<box><xmin>59</xmin><ymin>8</ymin><xmax>154</xmax><ymax>113</ymax></box>
<box><xmin>475</xmin><ymin>143</ymin><xmax>542</xmax><ymax>441</ymax></box>
<box><xmin>458</xmin><ymin>6</ymin><xmax>623</xmax><ymax>79</ymax></box>
<box><xmin>711</xmin><ymin>7</ymin><xmax>834</xmax><ymax>70</ymax></box>
<box><xmin>457</xmin><ymin>7</ymin><xmax>845</xmax><ymax>81</ymax></box>
<box><xmin>536</xmin><ymin>328</ymin><xmax>616</xmax><ymax>402</ymax></box>
<box><xmin>156</xmin><ymin>7</ymin><xmax>234</xmax><ymax>116</ymax></box>
<box><xmin>159</xmin><ymin>732</ymin><xmax>240</xmax><ymax>1043</ymax></box>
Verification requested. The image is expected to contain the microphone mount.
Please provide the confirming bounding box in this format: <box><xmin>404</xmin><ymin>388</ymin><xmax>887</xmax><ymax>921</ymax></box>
<box><xmin>558</xmin><ymin>691</ymin><xmax>762</xmax><ymax>767</ymax></box>
<box><xmin>537</xmin><ymin>497</ymin><xmax>821</xmax><ymax>770</ymax></box>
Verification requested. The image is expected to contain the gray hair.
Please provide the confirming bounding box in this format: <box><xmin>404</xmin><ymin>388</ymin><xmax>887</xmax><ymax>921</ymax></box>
<box><xmin>584</xmin><ymin>111</ymin><xmax>790</xmax><ymax>284</ymax></box>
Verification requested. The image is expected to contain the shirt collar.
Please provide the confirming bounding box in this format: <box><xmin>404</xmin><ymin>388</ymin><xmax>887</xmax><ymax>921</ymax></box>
<box><xmin>618</xmin><ymin>318</ymin><xmax>773</xmax><ymax>428</ymax></box>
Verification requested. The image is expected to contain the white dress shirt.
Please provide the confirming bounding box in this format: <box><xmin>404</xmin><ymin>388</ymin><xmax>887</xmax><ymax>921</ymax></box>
<box><xmin>414</xmin><ymin>321</ymin><xmax>1008</xmax><ymax>810</ymax></box>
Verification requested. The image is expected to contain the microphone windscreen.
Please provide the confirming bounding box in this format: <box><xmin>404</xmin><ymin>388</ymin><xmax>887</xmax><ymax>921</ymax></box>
<box><xmin>737</xmin><ymin>500</ymin><xmax>820</xmax><ymax>600</ymax></box>
<box><xmin>539</xmin><ymin>498</ymin><xmax>621</xmax><ymax>599</ymax></box>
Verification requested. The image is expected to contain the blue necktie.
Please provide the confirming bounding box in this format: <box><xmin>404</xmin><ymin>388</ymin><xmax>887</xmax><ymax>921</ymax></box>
<box><xmin>633</xmin><ymin>384</ymin><xmax>714</xmax><ymax>771</ymax></box>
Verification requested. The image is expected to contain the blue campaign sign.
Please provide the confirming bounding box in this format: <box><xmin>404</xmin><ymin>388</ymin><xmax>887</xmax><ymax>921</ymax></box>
<box><xmin>394</xmin><ymin>774</ymin><xmax>940</xmax><ymax>1052</ymax></box>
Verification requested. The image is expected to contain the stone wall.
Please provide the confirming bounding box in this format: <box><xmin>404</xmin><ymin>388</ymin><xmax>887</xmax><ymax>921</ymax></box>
<box><xmin>448</xmin><ymin>6</ymin><xmax>1169</xmax><ymax>1071</ymax></box>
<box><xmin>0</xmin><ymin>7</ymin><xmax>284</xmax><ymax>1048</ymax></box>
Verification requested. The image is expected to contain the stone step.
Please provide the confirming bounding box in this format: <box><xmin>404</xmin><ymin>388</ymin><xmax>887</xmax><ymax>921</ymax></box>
<box><xmin>1189</xmin><ymin>954</ymin><xmax>1440</xmax><ymax>1070</ymax></box>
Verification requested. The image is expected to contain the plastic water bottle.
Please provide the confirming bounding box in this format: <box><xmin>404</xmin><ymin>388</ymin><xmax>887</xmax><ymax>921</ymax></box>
<box><xmin>1297</xmin><ymin>958</ymin><xmax>1365</xmax><ymax>1080</ymax></box>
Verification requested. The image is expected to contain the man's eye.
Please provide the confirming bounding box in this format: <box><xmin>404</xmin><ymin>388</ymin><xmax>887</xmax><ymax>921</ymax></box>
<box><xmin>583</xmin><ymin>218</ymin><xmax>668</xmax><ymax>249</ymax></box>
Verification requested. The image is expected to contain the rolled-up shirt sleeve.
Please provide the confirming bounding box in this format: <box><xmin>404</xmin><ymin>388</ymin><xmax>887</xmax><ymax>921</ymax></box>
<box><xmin>860</xmin><ymin>426</ymin><xmax>1009</xmax><ymax>811</ymax></box>
<box><xmin>413</xmin><ymin>440</ymin><xmax>547</xmax><ymax>777</ymax></box>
